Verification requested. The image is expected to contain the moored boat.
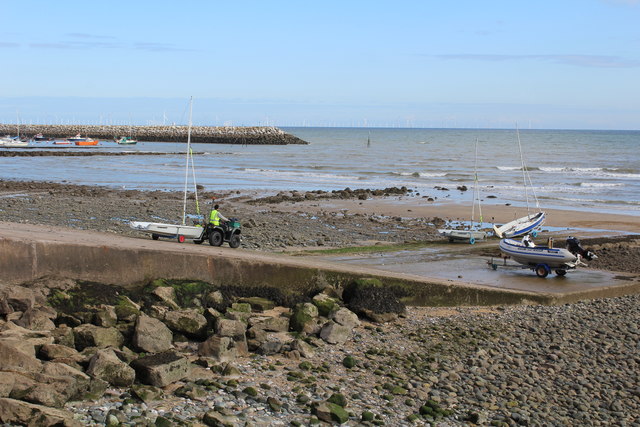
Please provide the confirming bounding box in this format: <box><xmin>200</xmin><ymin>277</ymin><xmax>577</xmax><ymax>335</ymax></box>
<box><xmin>115</xmin><ymin>136</ymin><xmax>138</xmax><ymax>145</ymax></box>
<box><xmin>493</xmin><ymin>211</ymin><xmax>545</xmax><ymax>238</ymax></box>
<box><xmin>67</xmin><ymin>134</ymin><xmax>98</xmax><ymax>145</ymax></box>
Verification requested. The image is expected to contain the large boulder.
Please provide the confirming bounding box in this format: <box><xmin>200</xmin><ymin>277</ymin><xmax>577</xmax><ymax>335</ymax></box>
<box><xmin>289</xmin><ymin>303</ymin><xmax>320</xmax><ymax>334</ymax></box>
<box><xmin>93</xmin><ymin>305</ymin><xmax>117</xmax><ymax>328</ymax></box>
<box><xmin>198</xmin><ymin>336</ymin><xmax>237</xmax><ymax>362</ymax></box>
<box><xmin>73</xmin><ymin>325</ymin><xmax>124</xmax><ymax>351</ymax></box>
<box><xmin>14</xmin><ymin>307</ymin><xmax>57</xmax><ymax>331</ymax></box>
<box><xmin>132</xmin><ymin>315</ymin><xmax>173</xmax><ymax>353</ymax></box>
<box><xmin>0</xmin><ymin>398</ymin><xmax>81</xmax><ymax>426</ymax></box>
<box><xmin>150</xmin><ymin>287</ymin><xmax>180</xmax><ymax>310</ymax></box>
<box><xmin>330</xmin><ymin>307</ymin><xmax>360</xmax><ymax>330</ymax></box>
<box><xmin>86</xmin><ymin>348</ymin><xmax>135</xmax><ymax>387</ymax></box>
<box><xmin>163</xmin><ymin>309</ymin><xmax>207</xmax><ymax>338</ymax></box>
<box><xmin>319</xmin><ymin>321</ymin><xmax>352</xmax><ymax>345</ymax></box>
<box><xmin>131</xmin><ymin>351</ymin><xmax>190</xmax><ymax>387</ymax></box>
<box><xmin>0</xmin><ymin>286</ymin><xmax>37</xmax><ymax>314</ymax></box>
<box><xmin>0</xmin><ymin>340</ymin><xmax>42</xmax><ymax>372</ymax></box>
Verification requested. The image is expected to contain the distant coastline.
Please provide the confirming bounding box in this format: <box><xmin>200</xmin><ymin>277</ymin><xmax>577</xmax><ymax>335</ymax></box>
<box><xmin>0</xmin><ymin>124</ymin><xmax>309</xmax><ymax>145</ymax></box>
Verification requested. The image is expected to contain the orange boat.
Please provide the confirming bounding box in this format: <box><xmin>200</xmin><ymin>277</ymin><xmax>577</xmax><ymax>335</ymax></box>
<box><xmin>74</xmin><ymin>139</ymin><xmax>99</xmax><ymax>146</ymax></box>
<box><xmin>67</xmin><ymin>134</ymin><xmax>99</xmax><ymax>146</ymax></box>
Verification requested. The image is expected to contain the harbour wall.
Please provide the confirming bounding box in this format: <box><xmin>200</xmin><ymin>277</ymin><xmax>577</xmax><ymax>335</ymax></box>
<box><xmin>0</xmin><ymin>124</ymin><xmax>309</xmax><ymax>145</ymax></box>
<box><xmin>0</xmin><ymin>223</ymin><xmax>569</xmax><ymax>307</ymax></box>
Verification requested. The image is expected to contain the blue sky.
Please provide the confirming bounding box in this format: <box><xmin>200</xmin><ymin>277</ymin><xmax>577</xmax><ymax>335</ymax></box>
<box><xmin>1</xmin><ymin>0</ymin><xmax>639</xmax><ymax>129</ymax></box>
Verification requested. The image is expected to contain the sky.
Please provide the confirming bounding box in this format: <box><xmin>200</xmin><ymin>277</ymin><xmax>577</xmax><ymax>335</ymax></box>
<box><xmin>1</xmin><ymin>0</ymin><xmax>639</xmax><ymax>129</ymax></box>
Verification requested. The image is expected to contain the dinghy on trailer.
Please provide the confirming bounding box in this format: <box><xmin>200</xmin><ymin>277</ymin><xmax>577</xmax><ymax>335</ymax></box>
<box><xmin>496</xmin><ymin>236</ymin><xmax>597</xmax><ymax>277</ymax></box>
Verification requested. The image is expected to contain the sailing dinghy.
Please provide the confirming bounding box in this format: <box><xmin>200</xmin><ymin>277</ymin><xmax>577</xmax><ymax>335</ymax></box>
<box><xmin>130</xmin><ymin>97</ymin><xmax>205</xmax><ymax>243</ymax></box>
<box><xmin>493</xmin><ymin>128</ymin><xmax>545</xmax><ymax>238</ymax></box>
<box><xmin>439</xmin><ymin>137</ymin><xmax>488</xmax><ymax>244</ymax></box>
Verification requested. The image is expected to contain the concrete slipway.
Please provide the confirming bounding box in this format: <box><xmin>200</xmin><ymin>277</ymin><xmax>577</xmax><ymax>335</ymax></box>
<box><xmin>1</xmin><ymin>222</ymin><xmax>638</xmax><ymax>307</ymax></box>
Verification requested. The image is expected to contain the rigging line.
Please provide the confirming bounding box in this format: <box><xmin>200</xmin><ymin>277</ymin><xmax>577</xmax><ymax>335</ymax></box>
<box><xmin>516</xmin><ymin>125</ymin><xmax>531</xmax><ymax>214</ymax></box>
<box><xmin>189</xmin><ymin>146</ymin><xmax>200</xmax><ymax>216</ymax></box>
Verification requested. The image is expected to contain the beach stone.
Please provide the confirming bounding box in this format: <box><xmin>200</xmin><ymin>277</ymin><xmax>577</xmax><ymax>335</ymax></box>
<box><xmin>73</xmin><ymin>324</ymin><xmax>124</xmax><ymax>351</ymax></box>
<box><xmin>203</xmin><ymin>409</ymin><xmax>241</xmax><ymax>426</ymax></box>
<box><xmin>290</xmin><ymin>303</ymin><xmax>320</xmax><ymax>333</ymax></box>
<box><xmin>330</xmin><ymin>307</ymin><xmax>360</xmax><ymax>329</ymax></box>
<box><xmin>248</xmin><ymin>315</ymin><xmax>290</xmax><ymax>333</ymax></box>
<box><xmin>205</xmin><ymin>291</ymin><xmax>224</xmax><ymax>309</ymax></box>
<box><xmin>198</xmin><ymin>336</ymin><xmax>237</xmax><ymax>362</ymax></box>
<box><xmin>0</xmin><ymin>286</ymin><xmax>36</xmax><ymax>313</ymax></box>
<box><xmin>14</xmin><ymin>306</ymin><xmax>57</xmax><ymax>331</ymax></box>
<box><xmin>313</xmin><ymin>401</ymin><xmax>349</xmax><ymax>424</ymax></box>
<box><xmin>151</xmin><ymin>286</ymin><xmax>180</xmax><ymax>310</ymax></box>
<box><xmin>131</xmin><ymin>351</ymin><xmax>189</xmax><ymax>387</ymax></box>
<box><xmin>0</xmin><ymin>340</ymin><xmax>42</xmax><ymax>371</ymax></box>
<box><xmin>131</xmin><ymin>384</ymin><xmax>164</xmax><ymax>403</ymax></box>
<box><xmin>87</xmin><ymin>348</ymin><xmax>135</xmax><ymax>387</ymax></box>
<box><xmin>93</xmin><ymin>305</ymin><xmax>117</xmax><ymax>327</ymax></box>
<box><xmin>38</xmin><ymin>343</ymin><xmax>81</xmax><ymax>361</ymax></box>
<box><xmin>0</xmin><ymin>397</ymin><xmax>81</xmax><ymax>427</ymax></box>
<box><xmin>114</xmin><ymin>296</ymin><xmax>141</xmax><ymax>322</ymax></box>
<box><xmin>163</xmin><ymin>309</ymin><xmax>207</xmax><ymax>338</ymax></box>
<box><xmin>238</xmin><ymin>297</ymin><xmax>275</xmax><ymax>312</ymax></box>
<box><xmin>132</xmin><ymin>314</ymin><xmax>173</xmax><ymax>353</ymax></box>
<box><xmin>312</xmin><ymin>293</ymin><xmax>339</xmax><ymax>317</ymax></box>
<box><xmin>215</xmin><ymin>319</ymin><xmax>246</xmax><ymax>338</ymax></box>
<box><xmin>320</xmin><ymin>321</ymin><xmax>352</xmax><ymax>344</ymax></box>
<box><xmin>291</xmin><ymin>339</ymin><xmax>316</xmax><ymax>358</ymax></box>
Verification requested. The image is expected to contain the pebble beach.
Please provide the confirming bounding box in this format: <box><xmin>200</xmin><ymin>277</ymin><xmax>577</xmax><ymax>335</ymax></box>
<box><xmin>0</xmin><ymin>179</ymin><xmax>639</xmax><ymax>426</ymax></box>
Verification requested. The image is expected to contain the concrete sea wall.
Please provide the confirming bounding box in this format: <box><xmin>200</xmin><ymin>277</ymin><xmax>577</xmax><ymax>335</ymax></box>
<box><xmin>0</xmin><ymin>124</ymin><xmax>309</xmax><ymax>145</ymax></box>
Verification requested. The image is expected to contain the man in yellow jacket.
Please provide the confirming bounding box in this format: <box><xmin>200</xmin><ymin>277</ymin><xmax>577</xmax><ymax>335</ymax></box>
<box><xmin>209</xmin><ymin>204</ymin><xmax>229</xmax><ymax>227</ymax></box>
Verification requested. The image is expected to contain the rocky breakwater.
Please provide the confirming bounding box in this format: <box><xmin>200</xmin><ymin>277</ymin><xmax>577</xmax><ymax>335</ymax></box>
<box><xmin>0</xmin><ymin>124</ymin><xmax>309</xmax><ymax>145</ymax></box>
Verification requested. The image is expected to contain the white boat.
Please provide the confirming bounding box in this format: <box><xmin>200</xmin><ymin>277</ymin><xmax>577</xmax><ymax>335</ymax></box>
<box><xmin>493</xmin><ymin>128</ymin><xmax>545</xmax><ymax>238</ymax></box>
<box><xmin>115</xmin><ymin>136</ymin><xmax>138</xmax><ymax>145</ymax></box>
<box><xmin>0</xmin><ymin>136</ymin><xmax>29</xmax><ymax>147</ymax></box>
<box><xmin>129</xmin><ymin>221</ymin><xmax>204</xmax><ymax>242</ymax></box>
<box><xmin>498</xmin><ymin>236</ymin><xmax>596</xmax><ymax>277</ymax></box>
<box><xmin>129</xmin><ymin>97</ymin><xmax>204</xmax><ymax>243</ymax></box>
<box><xmin>493</xmin><ymin>211</ymin><xmax>545</xmax><ymax>238</ymax></box>
<box><xmin>439</xmin><ymin>138</ymin><xmax>488</xmax><ymax>244</ymax></box>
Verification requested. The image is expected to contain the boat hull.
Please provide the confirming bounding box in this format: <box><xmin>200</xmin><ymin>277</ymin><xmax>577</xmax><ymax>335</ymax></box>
<box><xmin>129</xmin><ymin>221</ymin><xmax>204</xmax><ymax>239</ymax></box>
<box><xmin>439</xmin><ymin>229</ymin><xmax>487</xmax><ymax>243</ymax></box>
<box><xmin>493</xmin><ymin>211</ymin><xmax>545</xmax><ymax>238</ymax></box>
<box><xmin>499</xmin><ymin>238</ymin><xmax>577</xmax><ymax>268</ymax></box>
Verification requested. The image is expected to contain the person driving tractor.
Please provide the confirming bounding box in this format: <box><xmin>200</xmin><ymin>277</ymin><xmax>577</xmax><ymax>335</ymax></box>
<box><xmin>209</xmin><ymin>204</ymin><xmax>229</xmax><ymax>227</ymax></box>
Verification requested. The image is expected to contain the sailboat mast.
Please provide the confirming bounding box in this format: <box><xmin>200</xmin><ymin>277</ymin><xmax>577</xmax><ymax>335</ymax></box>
<box><xmin>182</xmin><ymin>97</ymin><xmax>193</xmax><ymax>226</ymax></box>
<box><xmin>516</xmin><ymin>126</ymin><xmax>531</xmax><ymax>214</ymax></box>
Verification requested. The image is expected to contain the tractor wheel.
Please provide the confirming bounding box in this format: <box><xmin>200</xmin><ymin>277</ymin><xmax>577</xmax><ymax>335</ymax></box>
<box><xmin>229</xmin><ymin>234</ymin><xmax>241</xmax><ymax>248</ymax></box>
<box><xmin>152</xmin><ymin>234</ymin><xmax>159</xmax><ymax>240</ymax></box>
<box><xmin>194</xmin><ymin>238</ymin><xmax>204</xmax><ymax>244</ymax></box>
<box><xmin>209</xmin><ymin>230</ymin><xmax>223</xmax><ymax>246</ymax></box>
<box><xmin>535</xmin><ymin>264</ymin><xmax>549</xmax><ymax>278</ymax></box>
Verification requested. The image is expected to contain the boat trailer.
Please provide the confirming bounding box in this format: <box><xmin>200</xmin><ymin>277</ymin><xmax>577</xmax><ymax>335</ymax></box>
<box><xmin>487</xmin><ymin>256</ymin><xmax>580</xmax><ymax>278</ymax></box>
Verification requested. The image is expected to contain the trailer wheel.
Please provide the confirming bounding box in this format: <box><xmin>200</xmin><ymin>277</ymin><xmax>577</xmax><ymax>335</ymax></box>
<box><xmin>469</xmin><ymin>237</ymin><xmax>476</xmax><ymax>245</ymax></box>
<box><xmin>209</xmin><ymin>230</ymin><xmax>223</xmax><ymax>246</ymax></box>
<box><xmin>178</xmin><ymin>235</ymin><xmax>185</xmax><ymax>243</ymax></box>
<box><xmin>535</xmin><ymin>264</ymin><xmax>549</xmax><ymax>278</ymax></box>
<box><xmin>229</xmin><ymin>234</ymin><xmax>241</xmax><ymax>248</ymax></box>
<box><xmin>152</xmin><ymin>234</ymin><xmax>159</xmax><ymax>240</ymax></box>
<box><xmin>531</xmin><ymin>230</ymin><xmax>538</xmax><ymax>238</ymax></box>
<box><xmin>555</xmin><ymin>269</ymin><xmax>567</xmax><ymax>276</ymax></box>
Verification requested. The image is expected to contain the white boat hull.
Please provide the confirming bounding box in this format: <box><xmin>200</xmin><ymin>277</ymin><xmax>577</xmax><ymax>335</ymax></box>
<box><xmin>129</xmin><ymin>221</ymin><xmax>204</xmax><ymax>240</ymax></box>
<box><xmin>493</xmin><ymin>211</ymin><xmax>545</xmax><ymax>238</ymax></box>
<box><xmin>499</xmin><ymin>238</ymin><xmax>577</xmax><ymax>268</ymax></box>
<box><xmin>439</xmin><ymin>229</ymin><xmax>487</xmax><ymax>243</ymax></box>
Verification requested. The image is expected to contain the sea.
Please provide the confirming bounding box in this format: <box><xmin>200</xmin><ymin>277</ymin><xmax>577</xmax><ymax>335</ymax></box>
<box><xmin>1</xmin><ymin>128</ymin><xmax>639</xmax><ymax>216</ymax></box>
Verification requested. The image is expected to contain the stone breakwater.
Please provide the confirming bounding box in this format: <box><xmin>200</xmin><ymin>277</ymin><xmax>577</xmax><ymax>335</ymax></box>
<box><xmin>0</xmin><ymin>124</ymin><xmax>309</xmax><ymax>145</ymax></box>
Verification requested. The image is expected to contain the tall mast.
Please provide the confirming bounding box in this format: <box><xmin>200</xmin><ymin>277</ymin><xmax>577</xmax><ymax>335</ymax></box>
<box><xmin>182</xmin><ymin>97</ymin><xmax>193</xmax><ymax>225</ymax></box>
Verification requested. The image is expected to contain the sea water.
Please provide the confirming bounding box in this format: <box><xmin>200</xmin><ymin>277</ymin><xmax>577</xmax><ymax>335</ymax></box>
<box><xmin>0</xmin><ymin>128</ymin><xmax>638</xmax><ymax>215</ymax></box>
